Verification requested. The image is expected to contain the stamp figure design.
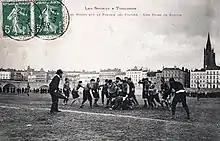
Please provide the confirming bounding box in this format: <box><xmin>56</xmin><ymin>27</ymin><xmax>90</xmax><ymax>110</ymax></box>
<box><xmin>2</xmin><ymin>1</ymin><xmax>32</xmax><ymax>40</ymax></box>
<box><xmin>34</xmin><ymin>0</ymin><xmax>70</xmax><ymax>40</ymax></box>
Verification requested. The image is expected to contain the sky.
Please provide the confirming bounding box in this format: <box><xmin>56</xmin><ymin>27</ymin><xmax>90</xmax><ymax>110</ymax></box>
<box><xmin>0</xmin><ymin>0</ymin><xmax>220</xmax><ymax>72</ymax></box>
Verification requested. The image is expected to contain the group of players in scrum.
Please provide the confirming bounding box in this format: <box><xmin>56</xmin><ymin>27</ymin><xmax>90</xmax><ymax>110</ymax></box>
<box><xmin>49</xmin><ymin>69</ymin><xmax>190</xmax><ymax>119</ymax></box>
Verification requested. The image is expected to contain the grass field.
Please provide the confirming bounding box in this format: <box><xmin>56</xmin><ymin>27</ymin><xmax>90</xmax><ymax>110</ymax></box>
<box><xmin>0</xmin><ymin>93</ymin><xmax>219</xmax><ymax>141</ymax></box>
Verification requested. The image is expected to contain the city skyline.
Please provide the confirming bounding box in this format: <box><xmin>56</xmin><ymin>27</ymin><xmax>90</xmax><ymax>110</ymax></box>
<box><xmin>0</xmin><ymin>65</ymin><xmax>189</xmax><ymax>73</ymax></box>
<box><xmin>0</xmin><ymin>0</ymin><xmax>220</xmax><ymax>71</ymax></box>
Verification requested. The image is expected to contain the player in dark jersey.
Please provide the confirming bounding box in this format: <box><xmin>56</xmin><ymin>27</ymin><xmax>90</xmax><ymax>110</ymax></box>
<box><xmin>117</xmin><ymin>79</ymin><xmax>130</xmax><ymax>110</ymax></box>
<box><xmin>128</xmin><ymin>78</ymin><xmax>139</xmax><ymax>106</ymax></box>
<box><xmin>160</xmin><ymin>77</ymin><xmax>171</xmax><ymax>109</ymax></box>
<box><xmin>169</xmin><ymin>78</ymin><xmax>190</xmax><ymax>119</ymax></box>
<box><xmin>80</xmin><ymin>79</ymin><xmax>95</xmax><ymax>109</ymax></box>
<box><xmin>107</xmin><ymin>79</ymin><xmax>118</xmax><ymax>109</ymax></box>
<box><xmin>92</xmin><ymin>78</ymin><xmax>101</xmax><ymax>107</ymax></box>
<box><xmin>138</xmin><ymin>78</ymin><xmax>150</xmax><ymax>108</ymax></box>
<box><xmin>63</xmin><ymin>78</ymin><xmax>71</xmax><ymax>105</ymax></box>
<box><xmin>100</xmin><ymin>79</ymin><xmax>109</xmax><ymax>106</ymax></box>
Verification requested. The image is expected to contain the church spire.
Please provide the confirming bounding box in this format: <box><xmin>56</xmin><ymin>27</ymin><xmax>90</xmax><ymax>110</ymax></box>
<box><xmin>206</xmin><ymin>33</ymin><xmax>211</xmax><ymax>51</ymax></box>
<box><xmin>203</xmin><ymin>32</ymin><xmax>220</xmax><ymax>69</ymax></box>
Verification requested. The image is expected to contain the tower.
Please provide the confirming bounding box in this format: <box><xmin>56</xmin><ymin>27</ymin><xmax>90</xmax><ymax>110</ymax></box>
<box><xmin>203</xmin><ymin>33</ymin><xmax>218</xmax><ymax>69</ymax></box>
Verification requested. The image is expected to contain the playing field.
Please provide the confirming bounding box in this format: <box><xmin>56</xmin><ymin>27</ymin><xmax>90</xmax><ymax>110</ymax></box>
<box><xmin>0</xmin><ymin>93</ymin><xmax>219</xmax><ymax>141</ymax></box>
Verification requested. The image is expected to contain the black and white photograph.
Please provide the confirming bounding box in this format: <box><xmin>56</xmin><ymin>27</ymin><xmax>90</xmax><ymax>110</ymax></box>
<box><xmin>0</xmin><ymin>0</ymin><xmax>220</xmax><ymax>140</ymax></box>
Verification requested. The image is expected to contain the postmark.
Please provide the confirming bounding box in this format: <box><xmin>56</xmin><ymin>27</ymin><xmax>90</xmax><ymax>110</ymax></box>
<box><xmin>34</xmin><ymin>0</ymin><xmax>70</xmax><ymax>40</ymax></box>
<box><xmin>2</xmin><ymin>0</ymin><xmax>43</xmax><ymax>41</ymax></box>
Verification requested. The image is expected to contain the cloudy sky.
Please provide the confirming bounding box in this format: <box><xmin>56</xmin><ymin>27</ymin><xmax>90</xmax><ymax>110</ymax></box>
<box><xmin>0</xmin><ymin>0</ymin><xmax>220</xmax><ymax>71</ymax></box>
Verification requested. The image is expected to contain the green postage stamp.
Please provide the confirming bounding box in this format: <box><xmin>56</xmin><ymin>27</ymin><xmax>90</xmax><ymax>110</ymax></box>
<box><xmin>34</xmin><ymin>0</ymin><xmax>63</xmax><ymax>37</ymax></box>
<box><xmin>2</xmin><ymin>0</ymin><xmax>70</xmax><ymax>41</ymax></box>
<box><xmin>2</xmin><ymin>1</ymin><xmax>32</xmax><ymax>40</ymax></box>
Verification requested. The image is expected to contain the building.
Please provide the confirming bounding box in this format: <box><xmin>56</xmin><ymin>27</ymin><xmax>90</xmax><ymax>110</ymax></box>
<box><xmin>190</xmin><ymin>33</ymin><xmax>220</xmax><ymax>91</ymax></box>
<box><xmin>28</xmin><ymin>75</ymin><xmax>37</xmax><ymax>82</ymax></box>
<box><xmin>20</xmin><ymin>71</ymin><xmax>28</xmax><ymax>81</ymax></box>
<box><xmin>190</xmin><ymin>69</ymin><xmax>206</xmax><ymax>89</ymax></box>
<box><xmin>126</xmin><ymin>68</ymin><xmax>142</xmax><ymax>87</ymax></box>
<box><xmin>204</xmin><ymin>33</ymin><xmax>220</xmax><ymax>70</ymax></box>
<box><xmin>162</xmin><ymin>66</ymin><xmax>190</xmax><ymax>88</ymax></box>
<box><xmin>12</xmin><ymin>72</ymin><xmax>23</xmax><ymax>81</ymax></box>
<box><xmin>184</xmin><ymin>68</ymin><xmax>190</xmax><ymax>88</ymax></box>
<box><xmin>99</xmin><ymin>68</ymin><xmax>121</xmax><ymax>84</ymax></box>
<box><xmin>191</xmin><ymin>69</ymin><xmax>220</xmax><ymax>89</ymax></box>
<box><xmin>0</xmin><ymin>71</ymin><xmax>12</xmax><ymax>80</ymax></box>
<box><xmin>206</xmin><ymin>69</ymin><xmax>220</xmax><ymax>89</ymax></box>
<box><xmin>26</xmin><ymin>66</ymin><xmax>35</xmax><ymax>76</ymax></box>
<box><xmin>34</xmin><ymin>68</ymin><xmax>47</xmax><ymax>83</ymax></box>
<box><xmin>26</xmin><ymin>66</ymin><xmax>39</xmax><ymax>82</ymax></box>
<box><xmin>126</xmin><ymin>67</ymin><xmax>148</xmax><ymax>87</ymax></box>
<box><xmin>11</xmin><ymin>71</ymin><xmax>27</xmax><ymax>81</ymax></box>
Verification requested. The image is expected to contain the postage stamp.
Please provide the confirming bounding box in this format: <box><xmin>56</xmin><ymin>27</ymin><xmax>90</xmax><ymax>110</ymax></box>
<box><xmin>2</xmin><ymin>0</ymin><xmax>43</xmax><ymax>41</ymax></box>
<box><xmin>2</xmin><ymin>1</ymin><xmax>32</xmax><ymax>41</ymax></box>
<box><xmin>34</xmin><ymin>0</ymin><xmax>70</xmax><ymax>40</ymax></box>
